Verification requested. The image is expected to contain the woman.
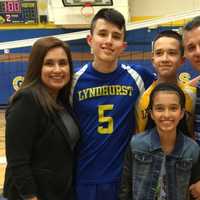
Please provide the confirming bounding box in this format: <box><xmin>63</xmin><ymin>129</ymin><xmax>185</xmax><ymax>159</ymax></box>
<box><xmin>3</xmin><ymin>37</ymin><xmax>80</xmax><ymax>200</ymax></box>
<box><xmin>119</xmin><ymin>83</ymin><xmax>200</xmax><ymax>200</ymax></box>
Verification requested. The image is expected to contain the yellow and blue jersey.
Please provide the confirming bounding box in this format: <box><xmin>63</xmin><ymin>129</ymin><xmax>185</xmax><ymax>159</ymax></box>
<box><xmin>71</xmin><ymin>62</ymin><xmax>154</xmax><ymax>184</ymax></box>
<box><xmin>136</xmin><ymin>80</ymin><xmax>196</xmax><ymax>134</ymax></box>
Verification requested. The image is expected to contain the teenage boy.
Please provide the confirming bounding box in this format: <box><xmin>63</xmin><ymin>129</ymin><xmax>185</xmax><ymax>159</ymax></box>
<box><xmin>70</xmin><ymin>8</ymin><xmax>154</xmax><ymax>200</ymax></box>
<box><xmin>136</xmin><ymin>30</ymin><xmax>196</xmax><ymax>134</ymax></box>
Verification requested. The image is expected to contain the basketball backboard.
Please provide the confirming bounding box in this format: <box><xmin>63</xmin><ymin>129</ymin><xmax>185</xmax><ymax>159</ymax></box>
<box><xmin>62</xmin><ymin>0</ymin><xmax>113</xmax><ymax>6</ymax></box>
<box><xmin>48</xmin><ymin>0</ymin><xmax>129</xmax><ymax>28</ymax></box>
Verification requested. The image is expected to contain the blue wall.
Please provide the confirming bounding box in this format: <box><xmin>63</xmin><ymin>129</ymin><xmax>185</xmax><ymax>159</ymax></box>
<box><xmin>0</xmin><ymin>27</ymin><xmax>199</xmax><ymax>106</ymax></box>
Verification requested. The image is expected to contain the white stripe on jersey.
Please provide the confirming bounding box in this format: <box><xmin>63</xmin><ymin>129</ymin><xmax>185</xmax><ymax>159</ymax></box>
<box><xmin>121</xmin><ymin>64</ymin><xmax>145</xmax><ymax>95</ymax></box>
<box><xmin>70</xmin><ymin>64</ymin><xmax>88</xmax><ymax>106</ymax></box>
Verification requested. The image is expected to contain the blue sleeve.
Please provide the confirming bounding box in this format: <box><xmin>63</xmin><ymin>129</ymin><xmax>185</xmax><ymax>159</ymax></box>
<box><xmin>131</xmin><ymin>64</ymin><xmax>156</xmax><ymax>89</ymax></box>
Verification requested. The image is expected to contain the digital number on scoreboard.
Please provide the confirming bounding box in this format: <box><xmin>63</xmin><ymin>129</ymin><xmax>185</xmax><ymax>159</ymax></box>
<box><xmin>0</xmin><ymin>0</ymin><xmax>38</xmax><ymax>24</ymax></box>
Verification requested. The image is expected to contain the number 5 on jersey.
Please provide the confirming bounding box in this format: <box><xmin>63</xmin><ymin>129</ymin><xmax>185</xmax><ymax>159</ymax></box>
<box><xmin>98</xmin><ymin>104</ymin><xmax>114</xmax><ymax>134</ymax></box>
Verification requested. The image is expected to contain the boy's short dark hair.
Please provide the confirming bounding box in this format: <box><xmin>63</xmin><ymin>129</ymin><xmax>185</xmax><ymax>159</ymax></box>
<box><xmin>90</xmin><ymin>8</ymin><xmax>126</xmax><ymax>38</ymax></box>
<box><xmin>152</xmin><ymin>30</ymin><xmax>184</xmax><ymax>56</ymax></box>
<box><xmin>183</xmin><ymin>16</ymin><xmax>200</xmax><ymax>31</ymax></box>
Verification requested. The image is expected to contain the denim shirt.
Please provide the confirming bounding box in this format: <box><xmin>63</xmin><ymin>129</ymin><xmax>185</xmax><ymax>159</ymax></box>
<box><xmin>120</xmin><ymin>128</ymin><xmax>200</xmax><ymax>200</ymax></box>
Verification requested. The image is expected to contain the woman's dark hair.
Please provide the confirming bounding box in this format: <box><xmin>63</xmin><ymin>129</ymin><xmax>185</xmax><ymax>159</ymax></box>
<box><xmin>146</xmin><ymin>82</ymin><xmax>191</xmax><ymax>137</ymax></box>
<box><xmin>10</xmin><ymin>37</ymin><xmax>73</xmax><ymax>114</ymax></box>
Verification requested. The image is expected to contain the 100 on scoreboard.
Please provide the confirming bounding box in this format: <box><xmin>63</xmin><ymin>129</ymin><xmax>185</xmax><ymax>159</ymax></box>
<box><xmin>0</xmin><ymin>0</ymin><xmax>38</xmax><ymax>24</ymax></box>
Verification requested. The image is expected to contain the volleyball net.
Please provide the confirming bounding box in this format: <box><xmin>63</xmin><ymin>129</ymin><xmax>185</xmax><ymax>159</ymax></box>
<box><xmin>1</xmin><ymin>9</ymin><xmax>200</xmax><ymax>106</ymax></box>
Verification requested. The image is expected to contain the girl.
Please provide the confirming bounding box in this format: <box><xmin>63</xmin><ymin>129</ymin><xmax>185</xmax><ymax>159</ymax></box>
<box><xmin>119</xmin><ymin>83</ymin><xmax>200</xmax><ymax>200</ymax></box>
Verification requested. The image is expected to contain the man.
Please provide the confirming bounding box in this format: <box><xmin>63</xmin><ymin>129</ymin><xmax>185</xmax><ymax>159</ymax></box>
<box><xmin>70</xmin><ymin>8</ymin><xmax>154</xmax><ymax>200</ymax></box>
<box><xmin>183</xmin><ymin>16</ymin><xmax>200</xmax><ymax>144</ymax></box>
<box><xmin>136</xmin><ymin>30</ymin><xmax>196</xmax><ymax>134</ymax></box>
<box><xmin>183</xmin><ymin>16</ymin><xmax>200</xmax><ymax>74</ymax></box>
<box><xmin>183</xmin><ymin>15</ymin><xmax>200</xmax><ymax>199</ymax></box>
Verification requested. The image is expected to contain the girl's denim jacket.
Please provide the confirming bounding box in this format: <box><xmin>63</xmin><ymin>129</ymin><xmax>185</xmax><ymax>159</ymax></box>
<box><xmin>119</xmin><ymin>128</ymin><xmax>200</xmax><ymax>200</ymax></box>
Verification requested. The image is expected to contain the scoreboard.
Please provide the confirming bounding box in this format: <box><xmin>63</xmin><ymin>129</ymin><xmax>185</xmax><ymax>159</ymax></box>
<box><xmin>0</xmin><ymin>0</ymin><xmax>38</xmax><ymax>24</ymax></box>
